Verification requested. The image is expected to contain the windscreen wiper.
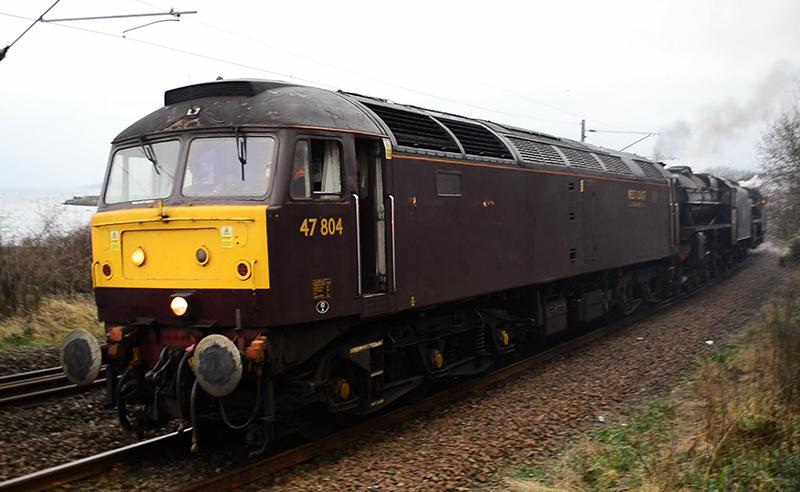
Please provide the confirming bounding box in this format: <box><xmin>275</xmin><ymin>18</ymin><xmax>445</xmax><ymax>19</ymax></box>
<box><xmin>235</xmin><ymin>127</ymin><xmax>247</xmax><ymax>181</ymax></box>
<box><xmin>140</xmin><ymin>141</ymin><xmax>161</xmax><ymax>176</ymax></box>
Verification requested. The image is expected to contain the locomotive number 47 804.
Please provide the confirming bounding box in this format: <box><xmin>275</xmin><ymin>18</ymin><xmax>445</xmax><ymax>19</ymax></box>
<box><xmin>299</xmin><ymin>217</ymin><xmax>344</xmax><ymax>237</ymax></box>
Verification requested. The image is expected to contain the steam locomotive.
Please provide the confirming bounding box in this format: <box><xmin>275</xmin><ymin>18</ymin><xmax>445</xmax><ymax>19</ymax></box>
<box><xmin>60</xmin><ymin>79</ymin><xmax>765</xmax><ymax>450</ymax></box>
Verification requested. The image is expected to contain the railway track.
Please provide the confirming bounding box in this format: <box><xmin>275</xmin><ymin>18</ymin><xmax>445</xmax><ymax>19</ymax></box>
<box><xmin>0</xmin><ymin>429</ymin><xmax>190</xmax><ymax>492</ymax></box>
<box><xmin>179</xmin><ymin>261</ymin><xmax>749</xmax><ymax>491</ymax></box>
<box><xmin>0</xmin><ymin>258</ymin><xmax>750</xmax><ymax>492</ymax></box>
<box><xmin>0</xmin><ymin>366</ymin><xmax>106</xmax><ymax>408</ymax></box>
<box><xmin>0</xmin><ymin>315</ymin><xmax>646</xmax><ymax>492</ymax></box>
<box><xmin>177</xmin><ymin>304</ymin><xmax>667</xmax><ymax>491</ymax></box>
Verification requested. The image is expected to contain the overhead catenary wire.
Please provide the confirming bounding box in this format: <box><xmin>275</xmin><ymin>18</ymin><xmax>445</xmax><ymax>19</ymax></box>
<box><xmin>42</xmin><ymin>9</ymin><xmax>196</xmax><ymax>23</ymax></box>
<box><xmin>0</xmin><ymin>10</ymin><xmax>334</xmax><ymax>89</ymax></box>
<box><xmin>588</xmin><ymin>128</ymin><xmax>658</xmax><ymax>135</ymax></box>
<box><xmin>132</xmin><ymin>0</ymin><xmax>580</xmax><ymax>127</ymax></box>
<box><xmin>132</xmin><ymin>0</ymin><xmax>650</xmax><ymax>133</ymax></box>
<box><xmin>0</xmin><ymin>8</ymin><xmax>579</xmax><ymax>128</ymax></box>
<box><xmin>619</xmin><ymin>133</ymin><xmax>656</xmax><ymax>152</ymax></box>
<box><xmin>0</xmin><ymin>0</ymin><xmax>62</xmax><ymax>62</ymax></box>
<box><xmin>1</xmin><ymin>5</ymin><xmax>653</xmax><ymax>140</ymax></box>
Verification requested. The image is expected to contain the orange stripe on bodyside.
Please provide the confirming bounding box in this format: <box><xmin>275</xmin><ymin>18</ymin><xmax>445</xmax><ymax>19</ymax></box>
<box><xmin>394</xmin><ymin>154</ymin><xmax>671</xmax><ymax>188</ymax></box>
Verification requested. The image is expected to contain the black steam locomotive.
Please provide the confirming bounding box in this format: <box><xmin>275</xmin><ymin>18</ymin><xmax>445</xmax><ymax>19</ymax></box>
<box><xmin>60</xmin><ymin>79</ymin><xmax>765</xmax><ymax>450</ymax></box>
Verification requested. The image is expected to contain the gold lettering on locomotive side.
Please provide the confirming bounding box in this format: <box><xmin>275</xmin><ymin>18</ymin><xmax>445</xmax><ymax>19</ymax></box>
<box><xmin>627</xmin><ymin>189</ymin><xmax>647</xmax><ymax>207</ymax></box>
<box><xmin>300</xmin><ymin>217</ymin><xmax>343</xmax><ymax>237</ymax></box>
<box><xmin>312</xmin><ymin>277</ymin><xmax>333</xmax><ymax>301</ymax></box>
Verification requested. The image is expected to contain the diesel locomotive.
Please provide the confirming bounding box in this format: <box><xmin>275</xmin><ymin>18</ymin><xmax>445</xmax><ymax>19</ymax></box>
<box><xmin>60</xmin><ymin>79</ymin><xmax>765</xmax><ymax>450</ymax></box>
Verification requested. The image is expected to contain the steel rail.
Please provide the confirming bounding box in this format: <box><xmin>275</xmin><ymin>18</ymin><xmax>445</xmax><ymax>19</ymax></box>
<box><xmin>179</xmin><ymin>256</ymin><xmax>754</xmax><ymax>492</ymax></box>
<box><xmin>0</xmin><ymin>367</ymin><xmax>106</xmax><ymax>407</ymax></box>
<box><xmin>0</xmin><ymin>428</ymin><xmax>191</xmax><ymax>492</ymax></box>
<box><xmin>0</xmin><ymin>366</ymin><xmax>62</xmax><ymax>384</ymax></box>
<box><xmin>0</xmin><ymin>256</ymin><xmax>752</xmax><ymax>492</ymax></box>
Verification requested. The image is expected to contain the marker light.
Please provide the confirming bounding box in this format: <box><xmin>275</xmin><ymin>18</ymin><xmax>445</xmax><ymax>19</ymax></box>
<box><xmin>102</xmin><ymin>263</ymin><xmax>112</xmax><ymax>278</ymax></box>
<box><xmin>131</xmin><ymin>247</ymin><xmax>146</xmax><ymax>267</ymax></box>
<box><xmin>195</xmin><ymin>247</ymin><xmax>209</xmax><ymax>266</ymax></box>
<box><xmin>170</xmin><ymin>296</ymin><xmax>189</xmax><ymax>317</ymax></box>
<box><xmin>236</xmin><ymin>261</ymin><xmax>251</xmax><ymax>280</ymax></box>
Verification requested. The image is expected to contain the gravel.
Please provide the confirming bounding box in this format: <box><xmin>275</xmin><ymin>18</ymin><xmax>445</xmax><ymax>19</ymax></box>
<box><xmin>0</xmin><ymin>388</ymin><xmax>136</xmax><ymax>481</ymax></box>
<box><xmin>0</xmin><ymin>249</ymin><xmax>785</xmax><ymax>490</ymax></box>
<box><xmin>0</xmin><ymin>346</ymin><xmax>61</xmax><ymax>377</ymax></box>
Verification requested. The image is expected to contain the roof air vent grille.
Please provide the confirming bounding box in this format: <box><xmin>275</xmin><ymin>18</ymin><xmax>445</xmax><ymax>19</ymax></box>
<box><xmin>558</xmin><ymin>146</ymin><xmax>603</xmax><ymax>170</ymax></box>
<box><xmin>506</xmin><ymin>137</ymin><xmax>566</xmax><ymax>166</ymax></box>
<box><xmin>635</xmin><ymin>159</ymin><xmax>665</xmax><ymax>179</ymax></box>
<box><xmin>598</xmin><ymin>154</ymin><xmax>634</xmax><ymax>175</ymax></box>
<box><xmin>436</xmin><ymin>118</ymin><xmax>511</xmax><ymax>159</ymax></box>
<box><xmin>362</xmin><ymin>103</ymin><xmax>460</xmax><ymax>153</ymax></box>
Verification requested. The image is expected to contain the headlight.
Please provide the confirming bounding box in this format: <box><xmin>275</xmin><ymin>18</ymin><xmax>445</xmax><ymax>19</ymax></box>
<box><xmin>131</xmin><ymin>247</ymin><xmax>146</xmax><ymax>267</ymax></box>
<box><xmin>170</xmin><ymin>296</ymin><xmax>189</xmax><ymax>316</ymax></box>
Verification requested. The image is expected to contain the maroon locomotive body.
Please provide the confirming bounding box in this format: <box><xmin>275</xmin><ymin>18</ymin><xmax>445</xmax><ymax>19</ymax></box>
<box><xmin>60</xmin><ymin>80</ymin><xmax>763</xmax><ymax>449</ymax></box>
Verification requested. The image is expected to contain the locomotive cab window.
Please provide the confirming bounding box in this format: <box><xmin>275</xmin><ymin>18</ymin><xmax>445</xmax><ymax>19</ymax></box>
<box><xmin>183</xmin><ymin>136</ymin><xmax>276</xmax><ymax>197</ymax></box>
<box><xmin>105</xmin><ymin>140</ymin><xmax>180</xmax><ymax>204</ymax></box>
<box><xmin>436</xmin><ymin>171</ymin><xmax>462</xmax><ymax>197</ymax></box>
<box><xmin>291</xmin><ymin>139</ymin><xmax>342</xmax><ymax>199</ymax></box>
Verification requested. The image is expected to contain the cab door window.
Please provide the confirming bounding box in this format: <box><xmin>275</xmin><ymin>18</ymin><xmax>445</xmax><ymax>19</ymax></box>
<box><xmin>291</xmin><ymin>139</ymin><xmax>342</xmax><ymax>199</ymax></box>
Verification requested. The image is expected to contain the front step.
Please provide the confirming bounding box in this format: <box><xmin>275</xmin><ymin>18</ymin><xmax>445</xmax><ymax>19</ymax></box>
<box><xmin>345</xmin><ymin>338</ymin><xmax>385</xmax><ymax>409</ymax></box>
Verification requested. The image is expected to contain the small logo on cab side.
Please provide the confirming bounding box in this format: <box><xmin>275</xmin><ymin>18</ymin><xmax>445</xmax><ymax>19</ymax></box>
<box><xmin>315</xmin><ymin>300</ymin><xmax>330</xmax><ymax>314</ymax></box>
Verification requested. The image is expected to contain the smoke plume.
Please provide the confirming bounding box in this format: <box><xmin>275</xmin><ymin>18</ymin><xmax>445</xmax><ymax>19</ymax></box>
<box><xmin>653</xmin><ymin>61</ymin><xmax>800</xmax><ymax>161</ymax></box>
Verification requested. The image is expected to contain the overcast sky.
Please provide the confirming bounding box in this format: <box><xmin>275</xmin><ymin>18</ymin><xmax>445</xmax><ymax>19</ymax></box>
<box><xmin>2</xmin><ymin>0</ymin><xmax>799</xmax><ymax>191</ymax></box>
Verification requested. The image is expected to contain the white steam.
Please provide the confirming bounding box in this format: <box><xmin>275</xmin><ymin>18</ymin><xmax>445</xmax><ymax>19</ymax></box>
<box><xmin>653</xmin><ymin>61</ymin><xmax>800</xmax><ymax>161</ymax></box>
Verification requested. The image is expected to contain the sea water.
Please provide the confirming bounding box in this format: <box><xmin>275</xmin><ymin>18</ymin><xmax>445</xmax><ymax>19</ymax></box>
<box><xmin>0</xmin><ymin>188</ymin><xmax>96</xmax><ymax>241</ymax></box>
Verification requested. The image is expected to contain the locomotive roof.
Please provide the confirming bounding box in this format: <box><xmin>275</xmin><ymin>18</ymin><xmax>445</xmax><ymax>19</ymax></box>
<box><xmin>114</xmin><ymin>79</ymin><xmax>670</xmax><ymax>181</ymax></box>
<box><xmin>114</xmin><ymin>80</ymin><xmax>385</xmax><ymax>142</ymax></box>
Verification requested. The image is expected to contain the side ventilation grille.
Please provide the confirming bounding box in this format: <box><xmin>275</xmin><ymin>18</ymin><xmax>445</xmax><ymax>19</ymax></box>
<box><xmin>436</xmin><ymin>118</ymin><xmax>511</xmax><ymax>159</ymax></box>
<box><xmin>362</xmin><ymin>103</ymin><xmax>460</xmax><ymax>153</ymax></box>
<box><xmin>507</xmin><ymin>136</ymin><xmax>566</xmax><ymax>166</ymax></box>
<box><xmin>635</xmin><ymin>160</ymin><xmax>665</xmax><ymax>179</ymax></box>
<box><xmin>558</xmin><ymin>147</ymin><xmax>603</xmax><ymax>170</ymax></box>
<box><xmin>597</xmin><ymin>154</ymin><xmax>633</xmax><ymax>175</ymax></box>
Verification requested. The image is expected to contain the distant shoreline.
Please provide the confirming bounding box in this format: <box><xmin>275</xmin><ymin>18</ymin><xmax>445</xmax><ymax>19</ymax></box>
<box><xmin>63</xmin><ymin>195</ymin><xmax>99</xmax><ymax>207</ymax></box>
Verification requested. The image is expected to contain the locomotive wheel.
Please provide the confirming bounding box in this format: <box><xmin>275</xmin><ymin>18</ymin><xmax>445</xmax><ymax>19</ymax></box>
<box><xmin>117</xmin><ymin>398</ymin><xmax>135</xmax><ymax>431</ymax></box>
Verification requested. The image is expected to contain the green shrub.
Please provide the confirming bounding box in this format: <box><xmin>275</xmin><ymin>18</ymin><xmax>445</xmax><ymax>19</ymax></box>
<box><xmin>0</xmin><ymin>225</ymin><xmax>92</xmax><ymax>319</ymax></box>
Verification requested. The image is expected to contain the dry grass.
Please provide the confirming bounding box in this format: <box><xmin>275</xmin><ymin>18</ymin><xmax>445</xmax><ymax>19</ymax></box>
<box><xmin>0</xmin><ymin>213</ymin><xmax>92</xmax><ymax>319</ymax></box>
<box><xmin>511</xmin><ymin>277</ymin><xmax>800</xmax><ymax>491</ymax></box>
<box><xmin>0</xmin><ymin>294</ymin><xmax>102</xmax><ymax>348</ymax></box>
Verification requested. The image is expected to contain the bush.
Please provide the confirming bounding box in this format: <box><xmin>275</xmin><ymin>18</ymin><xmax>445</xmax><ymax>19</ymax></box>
<box><xmin>0</xmin><ymin>224</ymin><xmax>92</xmax><ymax>319</ymax></box>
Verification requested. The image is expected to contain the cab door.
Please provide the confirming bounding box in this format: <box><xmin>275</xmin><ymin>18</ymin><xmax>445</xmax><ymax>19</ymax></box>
<box><xmin>274</xmin><ymin>134</ymin><xmax>360</xmax><ymax>324</ymax></box>
<box><xmin>354</xmin><ymin>138</ymin><xmax>395</xmax><ymax>316</ymax></box>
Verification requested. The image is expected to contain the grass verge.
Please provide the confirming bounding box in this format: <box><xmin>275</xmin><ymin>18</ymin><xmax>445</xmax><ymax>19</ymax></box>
<box><xmin>0</xmin><ymin>294</ymin><xmax>102</xmax><ymax>348</ymax></box>
<box><xmin>510</xmin><ymin>282</ymin><xmax>800</xmax><ymax>491</ymax></box>
<box><xmin>0</xmin><ymin>219</ymin><xmax>92</xmax><ymax>320</ymax></box>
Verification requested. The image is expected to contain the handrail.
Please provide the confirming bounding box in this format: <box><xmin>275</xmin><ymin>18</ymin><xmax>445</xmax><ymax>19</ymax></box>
<box><xmin>352</xmin><ymin>193</ymin><xmax>362</xmax><ymax>297</ymax></box>
<box><xmin>93</xmin><ymin>216</ymin><xmax>255</xmax><ymax>227</ymax></box>
<box><xmin>389</xmin><ymin>194</ymin><xmax>397</xmax><ymax>293</ymax></box>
